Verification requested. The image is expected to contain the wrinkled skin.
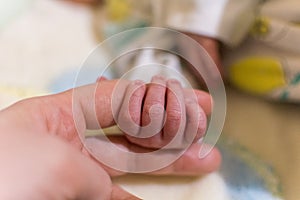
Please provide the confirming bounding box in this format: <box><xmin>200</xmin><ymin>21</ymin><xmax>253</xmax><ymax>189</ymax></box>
<box><xmin>112</xmin><ymin>76</ymin><xmax>209</xmax><ymax>148</ymax></box>
<box><xmin>0</xmin><ymin>77</ymin><xmax>221</xmax><ymax>199</ymax></box>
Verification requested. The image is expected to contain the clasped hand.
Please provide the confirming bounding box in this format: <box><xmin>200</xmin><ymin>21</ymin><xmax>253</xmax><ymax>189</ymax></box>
<box><xmin>0</xmin><ymin>76</ymin><xmax>220</xmax><ymax>200</ymax></box>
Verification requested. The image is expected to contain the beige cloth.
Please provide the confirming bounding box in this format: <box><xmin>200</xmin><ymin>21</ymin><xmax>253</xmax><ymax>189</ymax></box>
<box><xmin>223</xmin><ymin>88</ymin><xmax>300</xmax><ymax>200</ymax></box>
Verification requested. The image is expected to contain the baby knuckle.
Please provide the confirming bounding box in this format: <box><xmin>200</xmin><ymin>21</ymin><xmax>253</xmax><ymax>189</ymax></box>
<box><xmin>167</xmin><ymin>110</ymin><xmax>182</xmax><ymax>122</ymax></box>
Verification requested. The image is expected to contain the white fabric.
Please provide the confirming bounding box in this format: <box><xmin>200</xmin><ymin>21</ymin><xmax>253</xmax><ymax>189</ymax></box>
<box><xmin>165</xmin><ymin>0</ymin><xmax>228</xmax><ymax>38</ymax></box>
<box><xmin>164</xmin><ymin>0</ymin><xmax>262</xmax><ymax>46</ymax></box>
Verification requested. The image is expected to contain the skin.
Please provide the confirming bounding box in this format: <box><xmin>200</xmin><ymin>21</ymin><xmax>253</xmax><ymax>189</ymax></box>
<box><xmin>116</xmin><ymin>76</ymin><xmax>209</xmax><ymax>148</ymax></box>
<box><xmin>0</xmin><ymin>1</ymin><xmax>223</xmax><ymax>198</ymax></box>
<box><xmin>0</xmin><ymin>77</ymin><xmax>221</xmax><ymax>199</ymax></box>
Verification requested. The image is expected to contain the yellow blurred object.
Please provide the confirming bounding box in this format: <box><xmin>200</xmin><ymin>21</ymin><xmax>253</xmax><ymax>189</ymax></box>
<box><xmin>106</xmin><ymin>0</ymin><xmax>131</xmax><ymax>22</ymax></box>
<box><xmin>250</xmin><ymin>17</ymin><xmax>270</xmax><ymax>37</ymax></box>
<box><xmin>229</xmin><ymin>57</ymin><xmax>286</xmax><ymax>94</ymax></box>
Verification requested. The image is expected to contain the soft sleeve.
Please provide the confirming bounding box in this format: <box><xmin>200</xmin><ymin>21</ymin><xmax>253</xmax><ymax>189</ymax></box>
<box><xmin>163</xmin><ymin>0</ymin><xmax>263</xmax><ymax>46</ymax></box>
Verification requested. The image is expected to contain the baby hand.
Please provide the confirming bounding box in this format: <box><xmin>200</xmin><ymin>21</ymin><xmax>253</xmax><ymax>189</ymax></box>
<box><xmin>115</xmin><ymin>75</ymin><xmax>211</xmax><ymax>149</ymax></box>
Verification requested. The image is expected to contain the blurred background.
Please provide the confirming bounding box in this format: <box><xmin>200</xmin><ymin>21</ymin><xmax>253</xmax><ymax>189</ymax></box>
<box><xmin>0</xmin><ymin>0</ymin><xmax>299</xmax><ymax>199</ymax></box>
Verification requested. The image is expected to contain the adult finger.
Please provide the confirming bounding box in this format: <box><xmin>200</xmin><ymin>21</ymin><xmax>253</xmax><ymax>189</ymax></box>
<box><xmin>102</xmin><ymin>136</ymin><xmax>221</xmax><ymax>177</ymax></box>
<box><xmin>111</xmin><ymin>185</ymin><xmax>142</xmax><ymax>200</ymax></box>
<box><xmin>149</xmin><ymin>144</ymin><xmax>221</xmax><ymax>176</ymax></box>
<box><xmin>96</xmin><ymin>76</ymin><xmax>108</xmax><ymax>82</ymax></box>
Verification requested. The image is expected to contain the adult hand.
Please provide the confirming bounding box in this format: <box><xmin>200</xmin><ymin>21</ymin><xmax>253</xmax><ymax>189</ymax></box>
<box><xmin>0</xmin><ymin>76</ymin><xmax>221</xmax><ymax>199</ymax></box>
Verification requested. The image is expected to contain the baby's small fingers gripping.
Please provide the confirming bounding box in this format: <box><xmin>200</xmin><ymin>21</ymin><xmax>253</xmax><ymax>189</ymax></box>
<box><xmin>118</xmin><ymin>78</ymin><xmax>207</xmax><ymax>149</ymax></box>
<box><xmin>117</xmin><ymin>80</ymin><xmax>146</xmax><ymax>136</ymax></box>
<box><xmin>162</xmin><ymin>79</ymin><xmax>186</xmax><ymax>147</ymax></box>
<box><xmin>141</xmin><ymin>76</ymin><xmax>166</xmax><ymax>137</ymax></box>
<box><xmin>125</xmin><ymin>76</ymin><xmax>167</xmax><ymax>148</ymax></box>
<box><xmin>184</xmin><ymin>92</ymin><xmax>207</xmax><ymax>143</ymax></box>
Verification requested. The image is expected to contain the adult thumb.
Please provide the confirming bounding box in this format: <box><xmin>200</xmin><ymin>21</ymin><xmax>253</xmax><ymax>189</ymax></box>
<box><xmin>111</xmin><ymin>185</ymin><xmax>142</xmax><ymax>200</ymax></box>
